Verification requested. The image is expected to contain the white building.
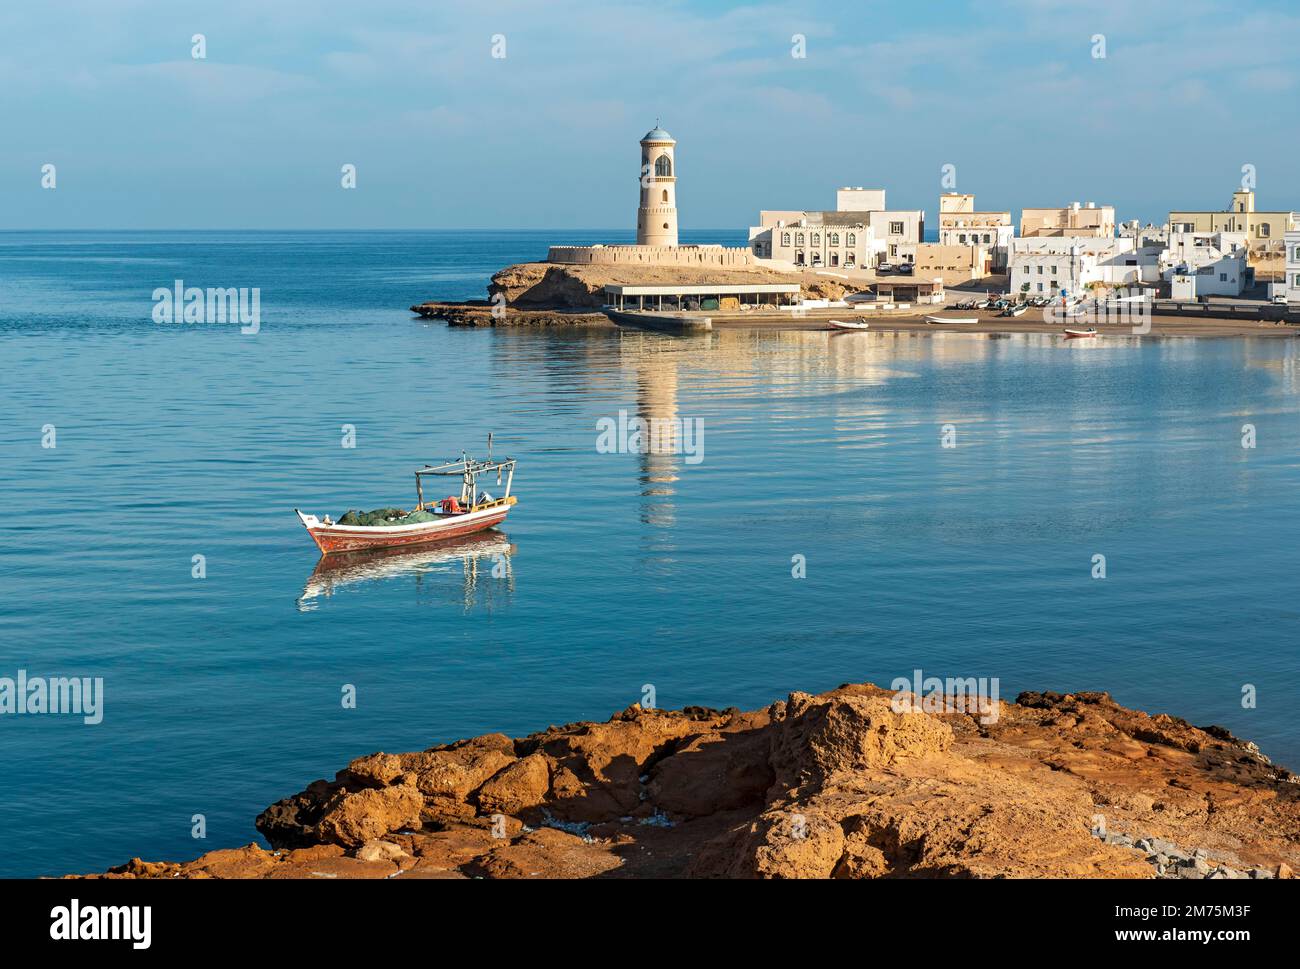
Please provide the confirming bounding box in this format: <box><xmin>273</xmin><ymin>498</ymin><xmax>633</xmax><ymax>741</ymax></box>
<box><xmin>1160</xmin><ymin>231</ymin><xmax>1250</xmax><ymax>298</ymax></box>
<box><xmin>1008</xmin><ymin>237</ymin><xmax>1161</xmax><ymax>298</ymax></box>
<box><xmin>1287</xmin><ymin>230</ymin><xmax>1300</xmax><ymax>305</ymax></box>
<box><xmin>748</xmin><ymin>187</ymin><xmax>924</xmax><ymax>269</ymax></box>
<box><xmin>749</xmin><ymin>216</ymin><xmax>877</xmax><ymax>269</ymax></box>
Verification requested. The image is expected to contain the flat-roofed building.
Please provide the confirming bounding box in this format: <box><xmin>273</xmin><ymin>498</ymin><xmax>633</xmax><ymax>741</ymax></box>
<box><xmin>835</xmin><ymin>186</ymin><xmax>886</xmax><ymax>212</ymax></box>
<box><xmin>904</xmin><ymin>242</ymin><xmax>992</xmax><ymax>283</ymax></box>
<box><xmin>750</xmin><ymin>213</ymin><xmax>876</xmax><ymax>270</ymax></box>
<box><xmin>1170</xmin><ymin>190</ymin><xmax>1297</xmax><ymax>278</ymax></box>
<box><xmin>603</xmin><ymin>283</ymin><xmax>800</xmax><ymax>312</ymax></box>
<box><xmin>936</xmin><ymin>192</ymin><xmax>1014</xmax><ymax>271</ymax></box>
<box><xmin>748</xmin><ymin>188</ymin><xmax>924</xmax><ymax>269</ymax></box>
<box><xmin>1286</xmin><ymin>230</ymin><xmax>1300</xmax><ymax>304</ymax></box>
<box><xmin>1160</xmin><ymin>231</ymin><xmax>1250</xmax><ymax>297</ymax></box>
<box><xmin>1020</xmin><ymin>201</ymin><xmax>1116</xmax><ymax>238</ymax></box>
<box><xmin>1009</xmin><ymin>236</ymin><xmax>1161</xmax><ymax>298</ymax></box>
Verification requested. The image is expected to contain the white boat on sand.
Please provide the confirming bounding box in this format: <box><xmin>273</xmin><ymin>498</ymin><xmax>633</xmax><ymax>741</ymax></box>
<box><xmin>925</xmin><ymin>315</ymin><xmax>977</xmax><ymax>325</ymax></box>
<box><xmin>828</xmin><ymin>319</ymin><xmax>870</xmax><ymax>331</ymax></box>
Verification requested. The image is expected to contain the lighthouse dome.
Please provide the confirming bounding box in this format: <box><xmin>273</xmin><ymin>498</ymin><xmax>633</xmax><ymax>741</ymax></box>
<box><xmin>641</xmin><ymin>126</ymin><xmax>674</xmax><ymax>142</ymax></box>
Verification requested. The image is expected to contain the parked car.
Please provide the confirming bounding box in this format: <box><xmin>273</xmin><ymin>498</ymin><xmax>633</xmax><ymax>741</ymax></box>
<box><xmin>1272</xmin><ymin>294</ymin><xmax>1289</xmax><ymax>305</ymax></box>
<box><xmin>897</xmin><ymin>263</ymin><xmax>914</xmax><ymax>275</ymax></box>
<box><xmin>877</xmin><ymin>262</ymin><xmax>895</xmax><ymax>273</ymax></box>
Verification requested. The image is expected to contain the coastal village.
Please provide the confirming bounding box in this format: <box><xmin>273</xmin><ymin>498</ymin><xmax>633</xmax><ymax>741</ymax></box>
<box><xmin>418</xmin><ymin>125</ymin><xmax>1300</xmax><ymax>335</ymax></box>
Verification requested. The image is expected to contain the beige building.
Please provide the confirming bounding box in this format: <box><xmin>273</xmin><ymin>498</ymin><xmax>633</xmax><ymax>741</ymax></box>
<box><xmin>750</xmin><ymin>214</ymin><xmax>874</xmax><ymax>269</ymax></box>
<box><xmin>935</xmin><ymin>192</ymin><xmax>1013</xmax><ymax>271</ymax></box>
<box><xmin>748</xmin><ymin>187</ymin><xmax>924</xmax><ymax>268</ymax></box>
<box><xmin>906</xmin><ymin>243</ymin><xmax>991</xmax><ymax>284</ymax></box>
<box><xmin>1170</xmin><ymin>190</ymin><xmax>1296</xmax><ymax>277</ymax></box>
<box><xmin>1020</xmin><ymin>201</ymin><xmax>1116</xmax><ymax>238</ymax></box>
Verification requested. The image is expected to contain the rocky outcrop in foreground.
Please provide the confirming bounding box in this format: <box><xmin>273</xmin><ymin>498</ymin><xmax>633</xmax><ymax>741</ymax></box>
<box><xmin>77</xmin><ymin>684</ymin><xmax>1299</xmax><ymax>879</ymax></box>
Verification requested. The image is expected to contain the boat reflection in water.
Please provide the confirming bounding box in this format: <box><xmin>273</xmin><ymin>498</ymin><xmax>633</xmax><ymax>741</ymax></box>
<box><xmin>296</xmin><ymin>530</ymin><xmax>515</xmax><ymax>612</ymax></box>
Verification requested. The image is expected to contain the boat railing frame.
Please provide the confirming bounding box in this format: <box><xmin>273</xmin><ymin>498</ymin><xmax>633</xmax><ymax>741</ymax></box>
<box><xmin>414</xmin><ymin>455</ymin><xmax>516</xmax><ymax>513</ymax></box>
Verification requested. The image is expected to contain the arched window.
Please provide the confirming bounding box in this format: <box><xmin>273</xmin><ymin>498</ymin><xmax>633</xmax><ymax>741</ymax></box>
<box><xmin>796</xmin><ymin>233</ymin><xmax>805</xmax><ymax>245</ymax></box>
<box><xmin>811</xmin><ymin>233</ymin><xmax>820</xmax><ymax>245</ymax></box>
<box><xmin>662</xmin><ymin>189</ymin><xmax>669</xmax><ymax>203</ymax></box>
<box><xmin>829</xmin><ymin>233</ymin><xmax>839</xmax><ymax>245</ymax></box>
<box><xmin>846</xmin><ymin>233</ymin><xmax>855</xmax><ymax>246</ymax></box>
<box><xmin>781</xmin><ymin>232</ymin><xmax>791</xmax><ymax>246</ymax></box>
<box><xmin>654</xmin><ymin>154</ymin><xmax>672</xmax><ymax>177</ymax></box>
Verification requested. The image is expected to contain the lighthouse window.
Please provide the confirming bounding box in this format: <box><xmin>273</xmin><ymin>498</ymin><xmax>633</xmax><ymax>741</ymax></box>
<box><xmin>662</xmin><ymin>223</ymin><xmax>669</xmax><ymax>229</ymax></box>
<box><xmin>662</xmin><ymin>190</ymin><xmax>668</xmax><ymax>203</ymax></box>
<box><xmin>654</xmin><ymin>155</ymin><xmax>672</xmax><ymax>177</ymax></box>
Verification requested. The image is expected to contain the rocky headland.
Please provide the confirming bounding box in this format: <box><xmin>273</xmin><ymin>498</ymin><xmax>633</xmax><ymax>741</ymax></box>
<box><xmin>73</xmin><ymin>683</ymin><xmax>1299</xmax><ymax>880</ymax></box>
<box><xmin>411</xmin><ymin>261</ymin><xmax>848</xmax><ymax>324</ymax></box>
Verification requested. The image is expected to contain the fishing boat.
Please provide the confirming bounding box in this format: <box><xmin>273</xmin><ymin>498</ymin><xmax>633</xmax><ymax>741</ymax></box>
<box><xmin>296</xmin><ymin>444</ymin><xmax>517</xmax><ymax>554</ymax></box>
<box><xmin>1063</xmin><ymin>327</ymin><xmax>1099</xmax><ymax>339</ymax></box>
<box><xmin>828</xmin><ymin>319</ymin><xmax>870</xmax><ymax>330</ymax></box>
<box><xmin>925</xmin><ymin>315</ymin><xmax>977</xmax><ymax>325</ymax></box>
<box><xmin>1000</xmin><ymin>303</ymin><xmax>1029</xmax><ymax>317</ymax></box>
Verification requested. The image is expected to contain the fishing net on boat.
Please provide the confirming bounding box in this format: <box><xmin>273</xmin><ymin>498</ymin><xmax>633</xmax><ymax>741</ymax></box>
<box><xmin>337</xmin><ymin>507</ymin><xmax>439</xmax><ymax>527</ymax></box>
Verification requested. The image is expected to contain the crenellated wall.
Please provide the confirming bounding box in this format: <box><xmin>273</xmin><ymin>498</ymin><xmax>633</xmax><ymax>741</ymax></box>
<box><xmin>548</xmin><ymin>245</ymin><xmax>754</xmax><ymax>267</ymax></box>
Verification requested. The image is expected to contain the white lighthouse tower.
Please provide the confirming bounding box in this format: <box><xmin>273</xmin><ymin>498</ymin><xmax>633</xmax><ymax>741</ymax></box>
<box><xmin>636</xmin><ymin>124</ymin><xmax>678</xmax><ymax>247</ymax></box>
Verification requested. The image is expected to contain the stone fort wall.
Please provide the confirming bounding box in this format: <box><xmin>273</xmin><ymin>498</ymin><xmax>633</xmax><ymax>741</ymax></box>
<box><xmin>548</xmin><ymin>245</ymin><xmax>754</xmax><ymax>268</ymax></box>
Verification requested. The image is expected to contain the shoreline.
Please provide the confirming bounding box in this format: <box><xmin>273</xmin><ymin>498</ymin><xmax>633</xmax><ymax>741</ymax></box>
<box><xmin>414</xmin><ymin>299</ymin><xmax>1300</xmax><ymax>339</ymax></box>
<box><xmin>66</xmin><ymin>682</ymin><xmax>1299</xmax><ymax>880</ymax></box>
<box><xmin>413</xmin><ymin>258</ymin><xmax>1300</xmax><ymax>339</ymax></box>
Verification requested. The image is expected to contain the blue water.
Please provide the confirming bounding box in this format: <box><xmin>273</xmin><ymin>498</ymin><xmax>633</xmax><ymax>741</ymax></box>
<box><xmin>2</xmin><ymin>229</ymin><xmax>1298</xmax><ymax>878</ymax></box>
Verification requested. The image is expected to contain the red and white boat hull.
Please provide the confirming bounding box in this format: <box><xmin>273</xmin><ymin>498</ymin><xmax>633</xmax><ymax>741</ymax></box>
<box><xmin>296</xmin><ymin>505</ymin><xmax>512</xmax><ymax>554</ymax></box>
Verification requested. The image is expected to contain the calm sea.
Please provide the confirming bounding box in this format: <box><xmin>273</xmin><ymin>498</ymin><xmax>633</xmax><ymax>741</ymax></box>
<box><xmin>2</xmin><ymin>229</ymin><xmax>1298</xmax><ymax>878</ymax></box>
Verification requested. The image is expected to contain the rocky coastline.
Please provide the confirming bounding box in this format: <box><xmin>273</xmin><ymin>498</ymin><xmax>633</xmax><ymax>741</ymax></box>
<box><xmin>71</xmin><ymin>683</ymin><xmax>1299</xmax><ymax>880</ymax></box>
<box><xmin>410</xmin><ymin>260</ymin><xmax>848</xmax><ymax>326</ymax></box>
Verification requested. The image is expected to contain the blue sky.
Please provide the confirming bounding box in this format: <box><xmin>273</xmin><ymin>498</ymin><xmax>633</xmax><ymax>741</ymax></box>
<box><xmin>3</xmin><ymin>0</ymin><xmax>1298</xmax><ymax>230</ymax></box>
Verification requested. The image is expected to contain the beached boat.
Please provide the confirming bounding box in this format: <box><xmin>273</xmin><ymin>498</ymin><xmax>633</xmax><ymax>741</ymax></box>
<box><xmin>1063</xmin><ymin>327</ymin><xmax>1099</xmax><ymax>339</ymax></box>
<box><xmin>1000</xmin><ymin>303</ymin><xmax>1029</xmax><ymax>317</ymax></box>
<box><xmin>296</xmin><ymin>446</ymin><xmax>517</xmax><ymax>554</ymax></box>
<box><xmin>925</xmin><ymin>315</ymin><xmax>977</xmax><ymax>325</ymax></box>
<box><xmin>828</xmin><ymin>319</ymin><xmax>870</xmax><ymax>330</ymax></box>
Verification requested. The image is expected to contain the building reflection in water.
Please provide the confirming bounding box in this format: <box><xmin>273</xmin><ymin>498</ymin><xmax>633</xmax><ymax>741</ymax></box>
<box><xmin>619</xmin><ymin>328</ymin><xmax>928</xmax><ymax>565</ymax></box>
<box><xmin>296</xmin><ymin>530</ymin><xmax>515</xmax><ymax>612</ymax></box>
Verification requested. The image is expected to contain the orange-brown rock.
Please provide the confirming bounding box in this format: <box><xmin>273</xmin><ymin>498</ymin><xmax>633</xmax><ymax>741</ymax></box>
<box><xmin>72</xmin><ymin>684</ymin><xmax>1300</xmax><ymax>879</ymax></box>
